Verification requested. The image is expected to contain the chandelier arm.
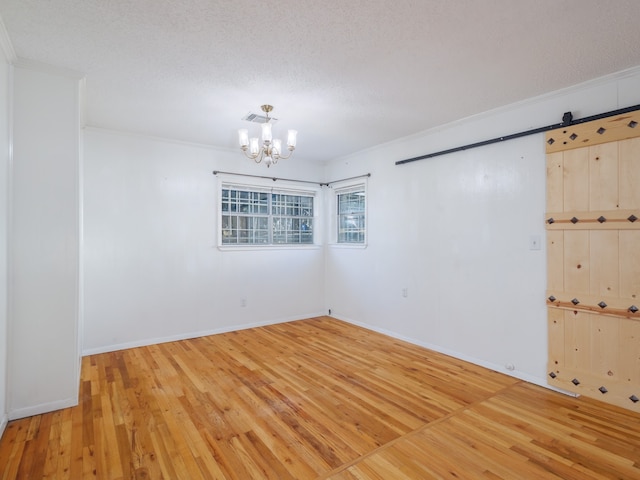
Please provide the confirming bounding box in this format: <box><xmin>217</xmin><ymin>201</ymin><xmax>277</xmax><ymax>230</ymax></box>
<box><xmin>275</xmin><ymin>148</ymin><xmax>294</xmax><ymax>160</ymax></box>
<box><xmin>240</xmin><ymin>147</ymin><xmax>263</xmax><ymax>163</ymax></box>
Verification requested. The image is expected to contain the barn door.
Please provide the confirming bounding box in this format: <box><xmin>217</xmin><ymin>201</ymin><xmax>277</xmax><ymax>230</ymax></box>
<box><xmin>546</xmin><ymin>110</ymin><xmax>640</xmax><ymax>412</ymax></box>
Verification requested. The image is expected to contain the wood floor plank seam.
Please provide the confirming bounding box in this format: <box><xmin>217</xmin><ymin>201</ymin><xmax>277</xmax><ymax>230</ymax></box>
<box><xmin>315</xmin><ymin>381</ymin><xmax>525</xmax><ymax>479</ymax></box>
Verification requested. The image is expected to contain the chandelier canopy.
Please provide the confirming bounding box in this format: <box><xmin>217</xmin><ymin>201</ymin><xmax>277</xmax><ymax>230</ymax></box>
<box><xmin>238</xmin><ymin>105</ymin><xmax>297</xmax><ymax>167</ymax></box>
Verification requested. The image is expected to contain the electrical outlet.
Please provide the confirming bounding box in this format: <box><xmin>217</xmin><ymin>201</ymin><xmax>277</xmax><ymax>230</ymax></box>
<box><xmin>240</xmin><ymin>297</ymin><xmax>247</xmax><ymax>307</ymax></box>
<box><xmin>402</xmin><ymin>288</ymin><xmax>408</xmax><ymax>298</ymax></box>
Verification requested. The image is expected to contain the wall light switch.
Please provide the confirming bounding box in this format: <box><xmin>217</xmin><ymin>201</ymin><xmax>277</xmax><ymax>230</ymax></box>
<box><xmin>529</xmin><ymin>235</ymin><xmax>541</xmax><ymax>250</ymax></box>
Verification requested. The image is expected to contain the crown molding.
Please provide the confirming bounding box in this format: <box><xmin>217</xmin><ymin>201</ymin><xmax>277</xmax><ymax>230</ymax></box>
<box><xmin>0</xmin><ymin>14</ymin><xmax>84</xmax><ymax>78</ymax></box>
<box><xmin>331</xmin><ymin>64</ymin><xmax>640</xmax><ymax>164</ymax></box>
<box><xmin>83</xmin><ymin>125</ymin><xmax>238</xmax><ymax>153</ymax></box>
<box><xmin>0</xmin><ymin>15</ymin><xmax>16</xmax><ymax>63</ymax></box>
<box><xmin>12</xmin><ymin>57</ymin><xmax>85</xmax><ymax>79</ymax></box>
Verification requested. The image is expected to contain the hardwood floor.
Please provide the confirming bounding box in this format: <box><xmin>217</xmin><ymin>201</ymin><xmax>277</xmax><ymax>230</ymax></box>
<box><xmin>1</xmin><ymin>316</ymin><xmax>639</xmax><ymax>479</ymax></box>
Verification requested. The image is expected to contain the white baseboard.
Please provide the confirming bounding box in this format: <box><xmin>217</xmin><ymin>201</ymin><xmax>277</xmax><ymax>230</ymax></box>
<box><xmin>82</xmin><ymin>312</ymin><xmax>326</xmax><ymax>356</ymax></box>
<box><xmin>9</xmin><ymin>396</ymin><xmax>79</xmax><ymax>421</ymax></box>
<box><xmin>332</xmin><ymin>314</ymin><xmax>577</xmax><ymax>397</ymax></box>
<box><xmin>0</xmin><ymin>413</ymin><xmax>8</xmax><ymax>439</ymax></box>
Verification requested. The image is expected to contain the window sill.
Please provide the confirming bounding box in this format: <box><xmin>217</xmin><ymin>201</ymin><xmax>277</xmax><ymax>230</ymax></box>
<box><xmin>328</xmin><ymin>243</ymin><xmax>368</xmax><ymax>249</ymax></box>
<box><xmin>217</xmin><ymin>244</ymin><xmax>323</xmax><ymax>252</ymax></box>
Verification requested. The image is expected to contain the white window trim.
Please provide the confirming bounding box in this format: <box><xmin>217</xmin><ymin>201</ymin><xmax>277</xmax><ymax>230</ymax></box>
<box><xmin>329</xmin><ymin>178</ymin><xmax>368</xmax><ymax>248</ymax></box>
<box><xmin>216</xmin><ymin>175</ymin><xmax>323</xmax><ymax>250</ymax></box>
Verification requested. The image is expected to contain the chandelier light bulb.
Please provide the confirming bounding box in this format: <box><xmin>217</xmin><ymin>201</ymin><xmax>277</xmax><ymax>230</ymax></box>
<box><xmin>261</xmin><ymin>122</ymin><xmax>272</xmax><ymax>143</ymax></box>
<box><xmin>287</xmin><ymin>130</ymin><xmax>297</xmax><ymax>148</ymax></box>
<box><xmin>272</xmin><ymin>139</ymin><xmax>282</xmax><ymax>156</ymax></box>
<box><xmin>238</xmin><ymin>129</ymin><xmax>249</xmax><ymax>148</ymax></box>
<box><xmin>249</xmin><ymin>137</ymin><xmax>260</xmax><ymax>155</ymax></box>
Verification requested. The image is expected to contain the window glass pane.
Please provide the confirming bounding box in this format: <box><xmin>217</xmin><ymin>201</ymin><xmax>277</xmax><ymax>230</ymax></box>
<box><xmin>221</xmin><ymin>187</ymin><xmax>314</xmax><ymax>245</ymax></box>
<box><xmin>221</xmin><ymin>189</ymin><xmax>229</xmax><ymax>212</ymax></box>
<box><xmin>221</xmin><ymin>214</ymin><xmax>269</xmax><ymax>244</ymax></box>
<box><xmin>337</xmin><ymin>190</ymin><xmax>365</xmax><ymax>243</ymax></box>
<box><xmin>270</xmin><ymin>193</ymin><xmax>314</xmax><ymax>244</ymax></box>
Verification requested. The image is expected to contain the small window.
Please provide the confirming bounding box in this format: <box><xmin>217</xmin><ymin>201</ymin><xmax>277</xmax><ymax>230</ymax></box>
<box><xmin>336</xmin><ymin>184</ymin><xmax>366</xmax><ymax>244</ymax></box>
<box><xmin>221</xmin><ymin>185</ymin><xmax>315</xmax><ymax>246</ymax></box>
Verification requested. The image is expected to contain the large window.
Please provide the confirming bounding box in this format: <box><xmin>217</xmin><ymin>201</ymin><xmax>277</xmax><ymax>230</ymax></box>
<box><xmin>336</xmin><ymin>184</ymin><xmax>366</xmax><ymax>244</ymax></box>
<box><xmin>221</xmin><ymin>185</ymin><xmax>314</xmax><ymax>245</ymax></box>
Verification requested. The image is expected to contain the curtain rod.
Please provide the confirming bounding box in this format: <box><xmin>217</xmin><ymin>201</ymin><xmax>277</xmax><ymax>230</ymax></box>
<box><xmin>396</xmin><ymin>103</ymin><xmax>640</xmax><ymax>166</ymax></box>
<box><xmin>325</xmin><ymin>173</ymin><xmax>371</xmax><ymax>186</ymax></box>
<box><xmin>212</xmin><ymin>170</ymin><xmax>371</xmax><ymax>187</ymax></box>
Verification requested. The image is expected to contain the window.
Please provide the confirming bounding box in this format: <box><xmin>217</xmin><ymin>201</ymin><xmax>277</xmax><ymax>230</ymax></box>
<box><xmin>336</xmin><ymin>184</ymin><xmax>366</xmax><ymax>244</ymax></box>
<box><xmin>221</xmin><ymin>185</ymin><xmax>314</xmax><ymax>246</ymax></box>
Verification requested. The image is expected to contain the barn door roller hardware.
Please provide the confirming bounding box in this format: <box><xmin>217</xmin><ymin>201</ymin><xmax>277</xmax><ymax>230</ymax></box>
<box><xmin>395</xmin><ymin>104</ymin><xmax>640</xmax><ymax>166</ymax></box>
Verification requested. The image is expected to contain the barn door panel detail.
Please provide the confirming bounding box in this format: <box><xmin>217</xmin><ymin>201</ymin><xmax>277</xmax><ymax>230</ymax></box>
<box><xmin>546</xmin><ymin>114</ymin><xmax>640</xmax><ymax>411</ymax></box>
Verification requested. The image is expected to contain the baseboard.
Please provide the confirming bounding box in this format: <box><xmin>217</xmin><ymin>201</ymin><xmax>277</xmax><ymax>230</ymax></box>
<box><xmin>0</xmin><ymin>413</ymin><xmax>8</xmax><ymax>439</ymax></box>
<box><xmin>8</xmin><ymin>396</ymin><xmax>79</xmax><ymax>421</ymax></box>
<box><xmin>82</xmin><ymin>312</ymin><xmax>326</xmax><ymax>356</ymax></box>
<box><xmin>331</xmin><ymin>314</ymin><xmax>577</xmax><ymax>397</ymax></box>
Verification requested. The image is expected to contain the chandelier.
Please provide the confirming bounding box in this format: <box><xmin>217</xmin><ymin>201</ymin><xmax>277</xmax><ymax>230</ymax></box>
<box><xmin>238</xmin><ymin>105</ymin><xmax>297</xmax><ymax>167</ymax></box>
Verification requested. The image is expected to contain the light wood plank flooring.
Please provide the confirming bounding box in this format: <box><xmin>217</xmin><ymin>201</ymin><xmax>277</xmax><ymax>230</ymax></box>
<box><xmin>1</xmin><ymin>317</ymin><xmax>639</xmax><ymax>479</ymax></box>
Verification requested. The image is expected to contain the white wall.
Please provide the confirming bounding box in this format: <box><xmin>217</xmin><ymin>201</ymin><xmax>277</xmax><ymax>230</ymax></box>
<box><xmin>8</xmin><ymin>64</ymin><xmax>81</xmax><ymax>419</ymax></box>
<box><xmin>325</xmin><ymin>66</ymin><xmax>640</xmax><ymax>387</ymax></box>
<box><xmin>82</xmin><ymin>129</ymin><xmax>326</xmax><ymax>354</ymax></box>
<box><xmin>0</xmin><ymin>34</ymin><xmax>10</xmax><ymax>435</ymax></box>
<box><xmin>3</xmin><ymin>59</ymin><xmax>639</xmax><ymax>425</ymax></box>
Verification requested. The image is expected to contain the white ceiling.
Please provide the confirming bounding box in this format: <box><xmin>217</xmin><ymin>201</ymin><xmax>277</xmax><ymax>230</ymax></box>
<box><xmin>1</xmin><ymin>0</ymin><xmax>640</xmax><ymax>162</ymax></box>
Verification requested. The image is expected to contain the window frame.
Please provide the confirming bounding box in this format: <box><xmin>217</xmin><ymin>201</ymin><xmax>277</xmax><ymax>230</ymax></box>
<box><xmin>331</xmin><ymin>180</ymin><xmax>367</xmax><ymax>248</ymax></box>
<box><xmin>217</xmin><ymin>178</ymin><xmax>321</xmax><ymax>250</ymax></box>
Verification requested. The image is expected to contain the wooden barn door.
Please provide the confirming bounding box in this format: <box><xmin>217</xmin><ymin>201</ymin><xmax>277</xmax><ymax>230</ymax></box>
<box><xmin>546</xmin><ymin>110</ymin><xmax>640</xmax><ymax>412</ymax></box>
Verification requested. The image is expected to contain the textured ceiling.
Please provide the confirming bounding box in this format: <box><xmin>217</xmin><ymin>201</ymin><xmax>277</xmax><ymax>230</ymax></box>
<box><xmin>1</xmin><ymin>0</ymin><xmax>640</xmax><ymax>162</ymax></box>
